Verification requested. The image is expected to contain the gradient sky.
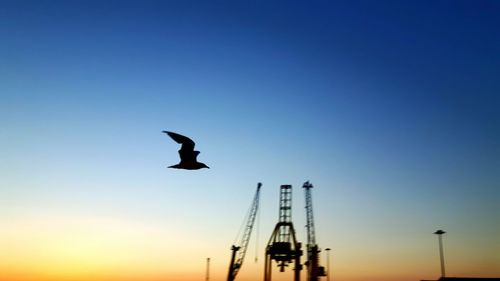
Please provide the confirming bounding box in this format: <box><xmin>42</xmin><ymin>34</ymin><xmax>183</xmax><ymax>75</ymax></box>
<box><xmin>1</xmin><ymin>1</ymin><xmax>499</xmax><ymax>281</ymax></box>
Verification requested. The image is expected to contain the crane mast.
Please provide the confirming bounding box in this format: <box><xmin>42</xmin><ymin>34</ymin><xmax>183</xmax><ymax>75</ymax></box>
<box><xmin>264</xmin><ymin>185</ymin><xmax>302</xmax><ymax>281</ymax></box>
<box><xmin>303</xmin><ymin>181</ymin><xmax>325</xmax><ymax>281</ymax></box>
<box><xmin>304</xmin><ymin>181</ymin><xmax>316</xmax><ymax>247</ymax></box>
<box><xmin>227</xmin><ymin>183</ymin><xmax>262</xmax><ymax>281</ymax></box>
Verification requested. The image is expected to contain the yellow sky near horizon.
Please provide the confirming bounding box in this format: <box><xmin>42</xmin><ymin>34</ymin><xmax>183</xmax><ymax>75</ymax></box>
<box><xmin>1</xmin><ymin>211</ymin><xmax>499</xmax><ymax>281</ymax></box>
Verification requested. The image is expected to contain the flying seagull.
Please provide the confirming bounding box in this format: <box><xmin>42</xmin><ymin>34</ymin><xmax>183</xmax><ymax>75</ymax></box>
<box><xmin>162</xmin><ymin>131</ymin><xmax>209</xmax><ymax>170</ymax></box>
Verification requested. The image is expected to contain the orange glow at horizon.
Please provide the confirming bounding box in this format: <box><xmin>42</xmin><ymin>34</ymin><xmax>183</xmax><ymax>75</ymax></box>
<box><xmin>2</xmin><ymin>213</ymin><xmax>499</xmax><ymax>281</ymax></box>
<box><xmin>0</xmin><ymin>214</ymin><xmax>210</xmax><ymax>281</ymax></box>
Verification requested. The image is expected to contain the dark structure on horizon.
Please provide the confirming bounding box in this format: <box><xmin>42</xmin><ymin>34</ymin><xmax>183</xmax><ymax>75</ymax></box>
<box><xmin>227</xmin><ymin>183</ymin><xmax>262</xmax><ymax>281</ymax></box>
<box><xmin>422</xmin><ymin>278</ymin><xmax>500</xmax><ymax>281</ymax></box>
<box><xmin>264</xmin><ymin>185</ymin><xmax>303</xmax><ymax>281</ymax></box>
<box><xmin>303</xmin><ymin>181</ymin><xmax>326</xmax><ymax>281</ymax></box>
<box><xmin>434</xmin><ymin>229</ymin><xmax>447</xmax><ymax>278</ymax></box>
<box><xmin>261</xmin><ymin>183</ymin><xmax>329</xmax><ymax>281</ymax></box>
<box><xmin>422</xmin><ymin>232</ymin><xmax>500</xmax><ymax>281</ymax></box>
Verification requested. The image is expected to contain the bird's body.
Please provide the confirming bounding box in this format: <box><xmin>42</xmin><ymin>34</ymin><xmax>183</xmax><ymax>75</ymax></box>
<box><xmin>163</xmin><ymin>131</ymin><xmax>209</xmax><ymax>170</ymax></box>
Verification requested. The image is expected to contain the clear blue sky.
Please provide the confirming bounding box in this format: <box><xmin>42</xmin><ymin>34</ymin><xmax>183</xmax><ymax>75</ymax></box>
<box><xmin>1</xmin><ymin>1</ymin><xmax>499</xmax><ymax>281</ymax></box>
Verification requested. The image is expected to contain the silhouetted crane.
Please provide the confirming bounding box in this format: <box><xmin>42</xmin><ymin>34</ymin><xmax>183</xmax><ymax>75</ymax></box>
<box><xmin>227</xmin><ymin>183</ymin><xmax>262</xmax><ymax>281</ymax></box>
<box><xmin>303</xmin><ymin>181</ymin><xmax>326</xmax><ymax>281</ymax></box>
<box><xmin>264</xmin><ymin>185</ymin><xmax>303</xmax><ymax>281</ymax></box>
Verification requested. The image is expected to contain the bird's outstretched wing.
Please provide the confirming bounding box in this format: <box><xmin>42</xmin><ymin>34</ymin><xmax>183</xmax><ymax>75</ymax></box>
<box><xmin>162</xmin><ymin>130</ymin><xmax>209</xmax><ymax>169</ymax></box>
<box><xmin>163</xmin><ymin>131</ymin><xmax>195</xmax><ymax>152</ymax></box>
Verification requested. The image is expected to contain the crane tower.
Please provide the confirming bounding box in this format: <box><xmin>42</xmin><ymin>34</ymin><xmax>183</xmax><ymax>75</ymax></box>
<box><xmin>303</xmin><ymin>181</ymin><xmax>326</xmax><ymax>281</ymax></box>
<box><xmin>264</xmin><ymin>185</ymin><xmax>303</xmax><ymax>281</ymax></box>
<box><xmin>227</xmin><ymin>183</ymin><xmax>262</xmax><ymax>281</ymax></box>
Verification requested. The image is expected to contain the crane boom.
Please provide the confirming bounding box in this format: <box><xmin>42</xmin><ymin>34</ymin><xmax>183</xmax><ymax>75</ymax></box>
<box><xmin>227</xmin><ymin>183</ymin><xmax>262</xmax><ymax>281</ymax></box>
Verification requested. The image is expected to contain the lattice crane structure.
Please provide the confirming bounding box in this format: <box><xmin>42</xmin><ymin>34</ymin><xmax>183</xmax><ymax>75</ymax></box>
<box><xmin>264</xmin><ymin>185</ymin><xmax>303</xmax><ymax>281</ymax></box>
<box><xmin>227</xmin><ymin>183</ymin><xmax>262</xmax><ymax>281</ymax></box>
<box><xmin>303</xmin><ymin>181</ymin><xmax>326</xmax><ymax>281</ymax></box>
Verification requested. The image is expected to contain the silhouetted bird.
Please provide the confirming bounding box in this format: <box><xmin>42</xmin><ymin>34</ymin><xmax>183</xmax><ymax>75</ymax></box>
<box><xmin>163</xmin><ymin>131</ymin><xmax>209</xmax><ymax>170</ymax></box>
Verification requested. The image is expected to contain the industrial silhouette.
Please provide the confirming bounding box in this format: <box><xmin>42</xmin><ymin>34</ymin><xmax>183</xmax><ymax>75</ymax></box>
<box><xmin>264</xmin><ymin>184</ymin><xmax>303</xmax><ymax>281</ymax></box>
<box><xmin>162</xmin><ymin>131</ymin><xmax>209</xmax><ymax>170</ymax></box>
<box><xmin>262</xmin><ymin>182</ymin><xmax>327</xmax><ymax>281</ymax></box>
<box><xmin>228</xmin><ymin>183</ymin><xmax>262</xmax><ymax>281</ymax></box>
<box><xmin>225</xmin><ymin>183</ymin><xmax>499</xmax><ymax>281</ymax></box>
<box><xmin>422</xmin><ymin>278</ymin><xmax>500</xmax><ymax>281</ymax></box>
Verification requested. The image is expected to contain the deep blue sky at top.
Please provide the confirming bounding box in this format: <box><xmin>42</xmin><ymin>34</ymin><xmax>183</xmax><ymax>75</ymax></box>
<box><xmin>3</xmin><ymin>1</ymin><xmax>498</xmax><ymax>165</ymax></box>
<box><xmin>1</xmin><ymin>0</ymin><xmax>499</xmax><ymax>237</ymax></box>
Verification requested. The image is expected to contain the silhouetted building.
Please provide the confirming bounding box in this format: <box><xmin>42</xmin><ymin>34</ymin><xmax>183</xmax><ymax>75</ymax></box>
<box><xmin>422</xmin><ymin>277</ymin><xmax>500</xmax><ymax>281</ymax></box>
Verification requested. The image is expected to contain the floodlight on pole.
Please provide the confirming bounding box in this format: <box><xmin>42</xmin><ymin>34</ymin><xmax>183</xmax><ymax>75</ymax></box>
<box><xmin>325</xmin><ymin>248</ymin><xmax>331</xmax><ymax>281</ymax></box>
<box><xmin>433</xmin><ymin>230</ymin><xmax>446</xmax><ymax>278</ymax></box>
<box><xmin>206</xmin><ymin>257</ymin><xmax>210</xmax><ymax>281</ymax></box>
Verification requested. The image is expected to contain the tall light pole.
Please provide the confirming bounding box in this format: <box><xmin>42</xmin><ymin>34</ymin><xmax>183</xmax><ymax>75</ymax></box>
<box><xmin>325</xmin><ymin>248</ymin><xmax>331</xmax><ymax>281</ymax></box>
<box><xmin>434</xmin><ymin>230</ymin><xmax>446</xmax><ymax>278</ymax></box>
<box><xmin>206</xmin><ymin>257</ymin><xmax>210</xmax><ymax>281</ymax></box>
